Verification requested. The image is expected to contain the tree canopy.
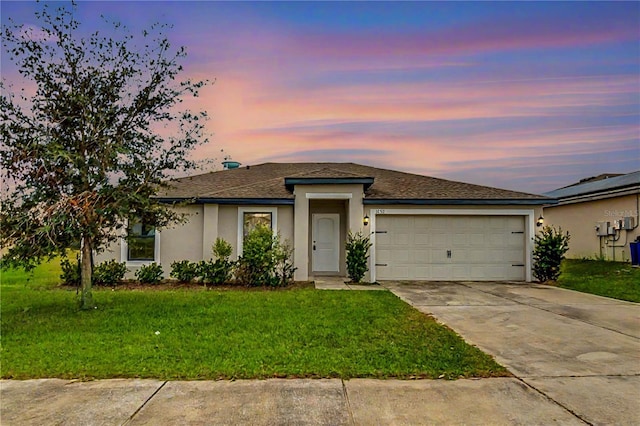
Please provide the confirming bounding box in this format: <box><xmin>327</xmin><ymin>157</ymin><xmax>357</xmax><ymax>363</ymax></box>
<box><xmin>1</xmin><ymin>2</ymin><xmax>210</xmax><ymax>308</ymax></box>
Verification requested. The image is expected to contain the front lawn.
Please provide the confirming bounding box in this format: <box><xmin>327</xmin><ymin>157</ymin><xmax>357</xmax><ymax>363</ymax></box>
<box><xmin>1</xmin><ymin>266</ymin><xmax>507</xmax><ymax>380</ymax></box>
<box><xmin>558</xmin><ymin>259</ymin><xmax>640</xmax><ymax>302</ymax></box>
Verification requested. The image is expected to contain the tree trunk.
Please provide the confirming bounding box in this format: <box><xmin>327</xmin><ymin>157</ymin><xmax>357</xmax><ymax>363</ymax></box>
<box><xmin>79</xmin><ymin>234</ymin><xmax>94</xmax><ymax>310</ymax></box>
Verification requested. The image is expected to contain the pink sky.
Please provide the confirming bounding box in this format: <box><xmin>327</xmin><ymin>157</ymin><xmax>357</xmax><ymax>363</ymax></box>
<box><xmin>2</xmin><ymin>1</ymin><xmax>639</xmax><ymax>194</ymax></box>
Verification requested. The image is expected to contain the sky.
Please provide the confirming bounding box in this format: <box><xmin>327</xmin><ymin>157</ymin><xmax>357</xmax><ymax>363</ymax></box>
<box><xmin>2</xmin><ymin>1</ymin><xmax>639</xmax><ymax>194</ymax></box>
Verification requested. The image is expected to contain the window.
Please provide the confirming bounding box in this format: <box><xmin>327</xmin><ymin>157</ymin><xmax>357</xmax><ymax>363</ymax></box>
<box><xmin>243</xmin><ymin>212</ymin><xmax>272</xmax><ymax>237</ymax></box>
<box><xmin>126</xmin><ymin>221</ymin><xmax>156</xmax><ymax>261</ymax></box>
<box><xmin>237</xmin><ymin>207</ymin><xmax>278</xmax><ymax>255</ymax></box>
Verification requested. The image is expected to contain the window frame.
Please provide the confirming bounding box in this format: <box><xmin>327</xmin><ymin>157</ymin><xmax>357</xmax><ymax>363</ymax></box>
<box><xmin>121</xmin><ymin>219</ymin><xmax>161</xmax><ymax>266</ymax></box>
<box><xmin>237</xmin><ymin>207</ymin><xmax>278</xmax><ymax>256</ymax></box>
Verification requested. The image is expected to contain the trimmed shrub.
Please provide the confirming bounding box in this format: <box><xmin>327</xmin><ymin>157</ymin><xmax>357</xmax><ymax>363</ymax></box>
<box><xmin>213</xmin><ymin>237</ymin><xmax>232</xmax><ymax>260</ymax></box>
<box><xmin>93</xmin><ymin>260</ymin><xmax>127</xmax><ymax>286</ymax></box>
<box><xmin>170</xmin><ymin>260</ymin><xmax>199</xmax><ymax>283</ymax></box>
<box><xmin>135</xmin><ymin>263</ymin><xmax>163</xmax><ymax>284</ymax></box>
<box><xmin>236</xmin><ymin>224</ymin><xmax>295</xmax><ymax>287</ymax></box>
<box><xmin>533</xmin><ymin>226</ymin><xmax>570</xmax><ymax>282</ymax></box>
<box><xmin>199</xmin><ymin>238</ymin><xmax>234</xmax><ymax>285</ymax></box>
<box><xmin>346</xmin><ymin>231</ymin><xmax>372</xmax><ymax>283</ymax></box>
<box><xmin>60</xmin><ymin>256</ymin><xmax>81</xmax><ymax>286</ymax></box>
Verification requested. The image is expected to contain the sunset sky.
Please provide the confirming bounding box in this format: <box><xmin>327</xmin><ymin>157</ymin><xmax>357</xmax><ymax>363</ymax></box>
<box><xmin>2</xmin><ymin>1</ymin><xmax>639</xmax><ymax>194</ymax></box>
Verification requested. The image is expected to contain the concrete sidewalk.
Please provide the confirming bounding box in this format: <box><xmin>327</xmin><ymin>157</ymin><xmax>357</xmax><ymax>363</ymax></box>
<box><xmin>1</xmin><ymin>377</ymin><xmax>584</xmax><ymax>425</ymax></box>
<box><xmin>384</xmin><ymin>281</ymin><xmax>640</xmax><ymax>425</ymax></box>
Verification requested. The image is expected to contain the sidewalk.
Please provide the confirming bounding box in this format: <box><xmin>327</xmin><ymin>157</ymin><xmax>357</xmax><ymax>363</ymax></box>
<box><xmin>1</xmin><ymin>377</ymin><xmax>584</xmax><ymax>425</ymax></box>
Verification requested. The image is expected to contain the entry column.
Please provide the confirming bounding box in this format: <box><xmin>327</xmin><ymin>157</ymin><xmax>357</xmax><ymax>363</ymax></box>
<box><xmin>293</xmin><ymin>188</ymin><xmax>309</xmax><ymax>281</ymax></box>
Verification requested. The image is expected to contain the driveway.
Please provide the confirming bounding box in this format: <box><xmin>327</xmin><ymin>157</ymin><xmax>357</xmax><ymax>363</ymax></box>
<box><xmin>384</xmin><ymin>281</ymin><xmax>640</xmax><ymax>425</ymax></box>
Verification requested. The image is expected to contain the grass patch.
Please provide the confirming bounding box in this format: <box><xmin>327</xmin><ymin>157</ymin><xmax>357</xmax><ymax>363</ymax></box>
<box><xmin>557</xmin><ymin>259</ymin><xmax>640</xmax><ymax>302</ymax></box>
<box><xmin>1</xmin><ymin>263</ymin><xmax>507</xmax><ymax>380</ymax></box>
<box><xmin>1</xmin><ymin>258</ymin><xmax>64</xmax><ymax>290</ymax></box>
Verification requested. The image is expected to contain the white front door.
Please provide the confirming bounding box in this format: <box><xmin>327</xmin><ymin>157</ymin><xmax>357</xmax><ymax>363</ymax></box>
<box><xmin>312</xmin><ymin>213</ymin><xmax>340</xmax><ymax>272</ymax></box>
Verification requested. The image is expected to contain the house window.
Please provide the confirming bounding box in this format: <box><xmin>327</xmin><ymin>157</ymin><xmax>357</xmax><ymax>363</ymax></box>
<box><xmin>243</xmin><ymin>212</ymin><xmax>272</xmax><ymax>237</ymax></box>
<box><xmin>127</xmin><ymin>221</ymin><xmax>156</xmax><ymax>261</ymax></box>
<box><xmin>237</xmin><ymin>207</ymin><xmax>278</xmax><ymax>255</ymax></box>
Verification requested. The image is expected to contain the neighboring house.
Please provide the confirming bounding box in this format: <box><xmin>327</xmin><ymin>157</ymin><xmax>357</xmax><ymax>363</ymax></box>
<box><xmin>96</xmin><ymin>162</ymin><xmax>550</xmax><ymax>282</ymax></box>
<box><xmin>543</xmin><ymin>171</ymin><xmax>640</xmax><ymax>262</ymax></box>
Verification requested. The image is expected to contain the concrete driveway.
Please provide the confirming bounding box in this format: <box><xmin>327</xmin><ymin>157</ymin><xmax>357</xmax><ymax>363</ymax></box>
<box><xmin>384</xmin><ymin>281</ymin><xmax>640</xmax><ymax>425</ymax></box>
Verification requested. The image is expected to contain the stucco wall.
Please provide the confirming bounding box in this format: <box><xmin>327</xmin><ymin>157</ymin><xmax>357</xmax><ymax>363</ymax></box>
<box><xmin>160</xmin><ymin>205</ymin><xmax>204</xmax><ymax>266</ymax></box>
<box><xmin>544</xmin><ymin>194</ymin><xmax>639</xmax><ymax>261</ymax></box>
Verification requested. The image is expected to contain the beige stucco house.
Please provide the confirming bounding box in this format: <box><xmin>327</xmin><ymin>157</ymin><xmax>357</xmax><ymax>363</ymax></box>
<box><xmin>543</xmin><ymin>171</ymin><xmax>640</xmax><ymax>262</ymax></box>
<box><xmin>96</xmin><ymin>162</ymin><xmax>550</xmax><ymax>282</ymax></box>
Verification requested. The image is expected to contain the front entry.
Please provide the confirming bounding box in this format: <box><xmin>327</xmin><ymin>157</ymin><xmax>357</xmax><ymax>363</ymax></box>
<box><xmin>312</xmin><ymin>213</ymin><xmax>340</xmax><ymax>273</ymax></box>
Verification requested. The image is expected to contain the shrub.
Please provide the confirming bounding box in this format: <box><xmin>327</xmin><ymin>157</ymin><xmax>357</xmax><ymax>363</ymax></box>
<box><xmin>93</xmin><ymin>260</ymin><xmax>127</xmax><ymax>286</ymax></box>
<box><xmin>273</xmin><ymin>240</ymin><xmax>296</xmax><ymax>286</ymax></box>
<box><xmin>135</xmin><ymin>263</ymin><xmax>164</xmax><ymax>284</ymax></box>
<box><xmin>170</xmin><ymin>260</ymin><xmax>199</xmax><ymax>283</ymax></box>
<box><xmin>236</xmin><ymin>225</ymin><xmax>295</xmax><ymax>287</ymax></box>
<box><xmin>60</xmin><ymin>256</ymin><xmax>81</xmax><ymax>286</ymax></box>
<box><xmin>199</xmin><ymin>238</ymin><xmax>235</xmax><ymax>285</ymax></box>
<box><xmin>213</xmin><ymin>237</ymin><xmax>232</xmax><ymax>260</ymax></box>
<box><xmin>533</xmin><ymin>226</ymin><xmax>570</xmax><ymax>282</ymax></box>
<box><xmin>346</xmin><ymin>231</ymin><xmax>372</xmax><ymax>283</ymax></box>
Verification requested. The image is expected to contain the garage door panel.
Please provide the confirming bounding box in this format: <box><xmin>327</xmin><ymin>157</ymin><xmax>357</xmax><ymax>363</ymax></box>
<box><xmin>414</xmin><ymin>250</ymin><xmax>430</xmax><ymax>263</ymax></box>
<box><xmin>391</xmin><ymin>266</ymin><xmax>410</xmax><ymax>279</ymax></box>
<box><xmin>414</xmin><ymin>233</ymin><xmax>430</xmax><ymax>245</ymax></box>
<box><xmin>377</xmin><ymin>249</ymin><xmax>391</xmax><ymax>263</ymax></box>
<box><xmin>393</xmin><ymin>250</ymin><xmax>410</xmax><ymax>262</ymax></box>
<box><xmin>393</xmin><ymin>232</ymin><xmax>410</xmax><ymax>245</ymax></box>
<box><xmin>376</xmin><ymin>215</ymin><xmax>526</xmax><ymax>281</ymax></box>
<box><xmin>504</xmin><ymin>249</ymin><xmax>525</xmax><ymax>263</ymax></box>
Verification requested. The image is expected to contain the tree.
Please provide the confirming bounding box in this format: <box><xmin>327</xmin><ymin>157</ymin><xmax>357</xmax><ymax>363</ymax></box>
<box><xmin>0</xmin><ymin>3</ymin><xmax>210</xmax><ymax>309</ymax></box>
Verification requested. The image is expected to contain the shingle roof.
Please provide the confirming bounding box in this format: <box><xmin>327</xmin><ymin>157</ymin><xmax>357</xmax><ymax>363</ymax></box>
<box><xmin>544</xmin><ymin>171</ymin><xmax>640</xmax><ymax>199</ymax></box>
<box><xmin>159</xmin><ymin>162</ymin><xmax>549</xmax><ymax>202</ymax></box>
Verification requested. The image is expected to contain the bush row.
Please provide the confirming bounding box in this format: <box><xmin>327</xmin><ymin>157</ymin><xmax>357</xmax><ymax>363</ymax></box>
<box><xmin>60</xmin><ymin>227</ymin><xmax>296</xmax><ymax>287</ymax></box>
<box><xmin>171</xmin><ymin>229</ymin><xmax>295</xmax><ymax>287</ymax></box>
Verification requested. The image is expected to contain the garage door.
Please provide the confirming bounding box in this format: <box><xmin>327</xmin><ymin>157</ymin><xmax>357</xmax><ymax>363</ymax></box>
<box><xmin>375</xmin><ymin>215</ymin><xmax>526</xmax><ymax>281</ymax></box>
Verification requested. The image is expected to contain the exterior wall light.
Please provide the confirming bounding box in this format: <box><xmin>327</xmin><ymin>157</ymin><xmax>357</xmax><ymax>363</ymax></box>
<box><xmin>536</xmin><ymin>215</ymin><xmax>544</xmax><ymax>227</ymax></box>
<box><xmin>363</xmin><ymin>215</ymin><xmax>370</xmax><ymax>226</ymax></box>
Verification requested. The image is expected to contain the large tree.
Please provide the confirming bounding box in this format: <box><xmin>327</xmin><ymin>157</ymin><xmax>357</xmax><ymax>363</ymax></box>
<box><xmin>1</xmin><ymin>3</ymin><xmax>210</xmax><ymax>309</ymax></box>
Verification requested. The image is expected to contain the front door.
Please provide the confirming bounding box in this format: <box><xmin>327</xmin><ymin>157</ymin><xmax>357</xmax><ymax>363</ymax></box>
<box><xmin>312</xmin><ymin>213</ymin><xmax>340</xmax><ymax>273</ymax></box>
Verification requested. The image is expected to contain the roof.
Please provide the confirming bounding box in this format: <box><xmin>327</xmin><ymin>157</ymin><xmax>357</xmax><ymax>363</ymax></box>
<box><xmin>544</xmin><ymin>171</ymin><xmax>640</xmax><ymax>200</ymax></box>
<box><xmin>159</xmin><ymin>162</ymin><xmax>551</xmax><ymax>205</ymax></box>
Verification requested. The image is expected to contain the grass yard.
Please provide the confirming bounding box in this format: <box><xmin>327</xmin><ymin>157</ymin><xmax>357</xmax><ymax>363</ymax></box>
<box><xmin>0</xmin><ymin>262</ymin><xmax>507</xmax><ymax>381</ymax></box>
<box><xmin>558</xmin><ymin>259</ymin><xmax>640</xmax><ymax>302</ymax></box>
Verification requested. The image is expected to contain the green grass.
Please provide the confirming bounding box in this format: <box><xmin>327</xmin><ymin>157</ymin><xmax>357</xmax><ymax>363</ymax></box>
<box><xmin>558</xmin><ymin>259</ymin><xmax>640</xmax><ymax>302</ymax></box>
<box><xmin>0</xmin><ymin>263</ymin><xmax>507</xmax><ymax>381</ymax></box>
<box><xmin>1</xmin><ymin>258</ymin><xmax>64</xmax><ymax>289</ymax></box>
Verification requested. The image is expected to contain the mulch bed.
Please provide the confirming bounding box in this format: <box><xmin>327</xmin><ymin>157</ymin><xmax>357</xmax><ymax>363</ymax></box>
<box><xmin>59</xmin><ymin>280</ymin><xmax>315</xmax><ymax>292</ymax></box>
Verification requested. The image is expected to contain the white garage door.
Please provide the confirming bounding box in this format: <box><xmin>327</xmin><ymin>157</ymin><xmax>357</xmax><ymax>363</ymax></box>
<box><xmin>375</xmin><ymin>215</ymin><xmax>526</xmax><ymax>281</ymax></box>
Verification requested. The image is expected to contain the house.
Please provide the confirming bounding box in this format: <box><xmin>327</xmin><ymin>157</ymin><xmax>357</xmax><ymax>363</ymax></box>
<box><xmin>96</xmin><ymin>162</ymin><xmax>551</xmax><ymax>282</ymax></box>
<box><xmin>543</xmin><ymin>171</ymin><xmax>640</xmax><ymax>262</ymax></box>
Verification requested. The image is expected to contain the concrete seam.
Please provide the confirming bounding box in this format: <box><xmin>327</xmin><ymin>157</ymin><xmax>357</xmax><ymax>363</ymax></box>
<box><xmin>121</xmin><ymin>380</ymin><xmax>167</xmax><ymax>426</ymax></box>
<box><xmin>520</xmin><ymin>373</ymin><xmax>640</xmax><ymax>379</ymax></box>
<box><xmin>516</xmin><ymin>377</ymin><xmax>593</xmax><ymax>426</ymax></box>
<box><xmin>458</xmin><ymin>282</ymin><xmax>640</xmax><ymax>340</ymax></box>
<box><xmin>341</xmin><ymin>379</ymin><xmax>356</xmax><ymax>426</ymax></box>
